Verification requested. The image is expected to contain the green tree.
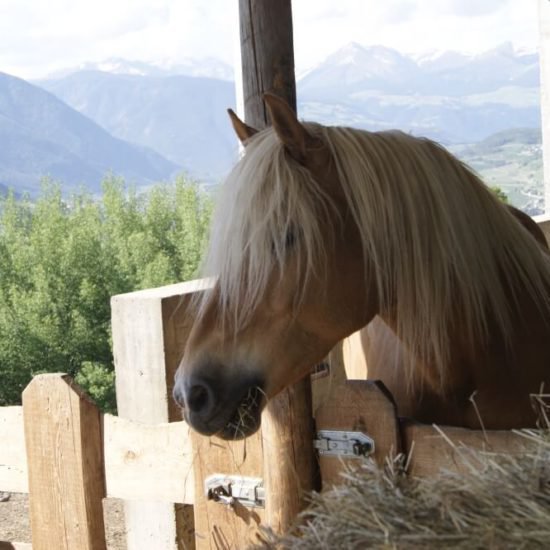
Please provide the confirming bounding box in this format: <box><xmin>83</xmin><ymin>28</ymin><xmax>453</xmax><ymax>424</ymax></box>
<box><xmin>0</xmin><ymin>175</ymin><xmax>211</xmax><ymax>411</ymax></box>
<box><xmin>491</xmin><ymin>186</ymin><xmax>509</xmax><ymax>203</ymax></box>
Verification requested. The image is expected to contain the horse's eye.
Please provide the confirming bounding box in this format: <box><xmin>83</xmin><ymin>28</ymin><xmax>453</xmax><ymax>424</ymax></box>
<box><xmin>271</xmin><ymin>228</ymin><xmax>297</xmax><ymax>256</ymax></box>
<box><xmin>284</xmin><ymin>229</ymin><xmax>296</xmax><ymax>249</ymax></box>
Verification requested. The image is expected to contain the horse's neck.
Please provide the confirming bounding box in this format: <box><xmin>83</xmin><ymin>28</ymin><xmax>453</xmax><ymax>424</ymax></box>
<box><xmin>371</xmin><ymin>279</ymin><xmax>550</xmax><ymax>428</ymax></box>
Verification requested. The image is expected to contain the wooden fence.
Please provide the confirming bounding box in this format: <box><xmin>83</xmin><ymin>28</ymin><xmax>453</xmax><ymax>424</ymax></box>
<box><xmin>1</xmin><ymin>216</ymin><xmax>549</xmax><ymax>549</ymax></box>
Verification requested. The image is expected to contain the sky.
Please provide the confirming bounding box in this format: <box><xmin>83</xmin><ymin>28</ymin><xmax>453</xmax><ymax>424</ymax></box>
<box><xmin>0</xmin><ymin>0</ymin><xmax>541</xmax><ymax>80</ymax></box>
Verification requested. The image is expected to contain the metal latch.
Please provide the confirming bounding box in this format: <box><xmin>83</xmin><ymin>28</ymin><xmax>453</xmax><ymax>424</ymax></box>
<box><xmin>205</xmin><ymin>475</ymin><xmax>265</xmax><ymax>508</ymax></box>
<box><xmin>314</xmin><ymin>430</ymin><xmax>375</xmax><ymax>458</ymax></box>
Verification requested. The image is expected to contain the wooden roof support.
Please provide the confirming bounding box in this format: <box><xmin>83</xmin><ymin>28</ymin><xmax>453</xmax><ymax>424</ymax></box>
<box><xmin>539</xmin><ymin>0</ymin><xmax>550</xmax><ymax>213</ymax></box>
<box><xmin>237</xmin><ymin>0</ymin><xmax>317</xmax><ymax>536</ymax></box>
<box><xmin>239</xmin><ymin>0</ymin><xmax>297</xmax><ymax>121</ymax></box>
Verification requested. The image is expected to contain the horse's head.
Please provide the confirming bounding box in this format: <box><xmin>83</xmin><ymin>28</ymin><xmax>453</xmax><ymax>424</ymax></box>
<box><xmin>173</xmin><ymin>94</ymin><xmax>376</xmax><ymax>439</ymax></box>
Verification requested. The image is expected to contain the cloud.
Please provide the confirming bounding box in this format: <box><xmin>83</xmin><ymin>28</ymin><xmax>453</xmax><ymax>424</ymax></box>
<box><xmin>436</xmin><ymin>0</ymin><xmax>506</xmax><ymax>17</ymax></box>
<box><xmin>0</xmin><ymin>0</ymin><xmax>540</xmax><ymax>79</ymax></box>
<box><xmin>293</xmin><ymin>0</ymin><xmax>538</xmax><ymax>71</ymax></box>
<box><xmin>0</xmin><ymin>0</ymin><xmax>237</xmax><ymax>78</ymax></box>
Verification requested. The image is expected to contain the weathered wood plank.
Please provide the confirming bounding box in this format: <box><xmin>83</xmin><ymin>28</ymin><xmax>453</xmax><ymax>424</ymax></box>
<box><xmin>0</xmin><ymin>406</ymin><xmax>194</xmax><ymax>503</ymax></box>
<box><xmin>315</xmin><ymin>380</ymin><xmax>402</xmax><ymax>487</ymax></box>
<box><xmin>402</xmin><ymin>420</ymin><xmax>536</xmax><ymax>477</ymax></box>
<box><xmin>111</xmin><ymin>280</ymin><xmax>206</xmax><ymax>550</ymax></box>
<box><xmin>238</xmin><ymin>0</ymin><xmax>296</xmax><ymax>126</ymax></box>
<box><xmin>190</xmin><ymin>431</ymin><xmax>265</xmax><ymax>549</ymax></box>
<box><xmin>237</xmin><ymin>1</ymin><xmax>317</xmax><ymax>536</ymax></box>
<box><xmin>534</xmin><ymin>213</ymin><xmax>550</xmax><ymax>243</ymax></box>
<box><xmin>311</xmin><ymin>343</ymin><xmax>347</xmax><ymax>413</ymax></box>
<box><xmin>103</xmin><ymin>416</ymin><xmax>194</xmax><ymax>504</ymax></box>
<box><xmin>0</xmin><ymin>407</ymin><xmax>27</xmax><ymax>493</ymax></box>
<box><xmin>22</xmin><ymin>374</ymin><xmax>106</xmax><ymax>550</ymax></box>
<box><xmin>262</xmin><ymin>380</ymin><xmax>315</xmax><ymax>534</ymax></box>
<box><xmin>539</xmin><ymin>0</ymin><xmax>550</xmax><ymax>212</ymax></box>
<box><xmin>342</xmin><ymin>330</ymin><xmax>368</xmax><ymax>380</ymax></box>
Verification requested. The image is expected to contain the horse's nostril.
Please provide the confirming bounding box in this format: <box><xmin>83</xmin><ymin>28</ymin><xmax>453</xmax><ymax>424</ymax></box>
<box><xmin>187</xmin><ymin>383</ymin><xmax>210</xmax><ymax>413</ymax></box>
<box><xmin>173</xmin><ymin>383</ymin><xmax>185</xmax><ymax>408</ymax></box>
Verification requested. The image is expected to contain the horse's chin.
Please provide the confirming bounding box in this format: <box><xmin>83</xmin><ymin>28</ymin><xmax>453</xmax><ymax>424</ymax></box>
<box><xmin>218</xmin><ymin>413</ymin><xmax>262</xmax><ymax>440</ymax></box>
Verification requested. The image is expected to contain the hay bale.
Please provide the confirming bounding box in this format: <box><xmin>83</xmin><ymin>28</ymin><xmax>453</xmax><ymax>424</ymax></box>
<box><xmin>254</xmin><ymin>429</ymin><xmax>550</xmax><ymax>549</ymax></box>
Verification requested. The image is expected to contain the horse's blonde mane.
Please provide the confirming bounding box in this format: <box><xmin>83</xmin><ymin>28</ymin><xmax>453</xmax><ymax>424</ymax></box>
<box><xmin>200</xmin><ymin>122</ymin><xmax>550</xmax><ymax>380</ymax></box>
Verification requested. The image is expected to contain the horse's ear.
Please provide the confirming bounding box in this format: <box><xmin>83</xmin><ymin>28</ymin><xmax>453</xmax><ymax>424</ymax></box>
<box><xmin>227</xmin><ymin>108</ymin><xmax>258</xmax><ymax>144</ymax></box>
<box><xmin>263</xmin><ymin>93</ymin><xmax>312</xmax><ymax>163</ymax></box>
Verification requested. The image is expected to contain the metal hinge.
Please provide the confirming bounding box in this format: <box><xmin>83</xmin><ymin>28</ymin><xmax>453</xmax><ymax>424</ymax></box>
<box><xmin>205</xmin><ymin>475</ymin><xmax>265</xmax><ymax>508</ymax></box>
<box><xmin>314</xmin><ymin>430</ymin><xmax>375</xmax><ymax>458</ymax></box>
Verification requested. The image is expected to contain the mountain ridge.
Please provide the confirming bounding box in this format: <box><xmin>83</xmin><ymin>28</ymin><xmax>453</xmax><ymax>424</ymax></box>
<box><xmin>0</xmin><ymin>72</ymin><xmax>179</xmax><ymax>195</ymax></box>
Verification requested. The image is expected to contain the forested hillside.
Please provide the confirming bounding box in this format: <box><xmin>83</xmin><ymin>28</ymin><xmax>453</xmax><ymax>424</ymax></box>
<box><xmin>0</xmin><ymin>177</ymin><xmax>211</xmax><ymax>411</ymax></box>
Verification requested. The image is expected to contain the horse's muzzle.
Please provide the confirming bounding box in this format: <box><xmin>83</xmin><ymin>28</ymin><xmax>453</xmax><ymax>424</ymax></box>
<box><xmin>173</xmin><ymin>368</ymin><xmax>265</xmax><ymax>440</ymax></box>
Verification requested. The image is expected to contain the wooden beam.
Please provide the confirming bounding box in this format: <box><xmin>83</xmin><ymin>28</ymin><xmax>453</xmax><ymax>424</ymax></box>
<box><xmin>190</xmin><ymin>430</ymin><xmax>265</xmax><ymax>549</ymax></box>
<box><xmin>103</xmin><ymin>416</ymin><xmax>194</xmax><ymax>504</ymax></box>
<box><xmin>539</xmin><ymin>0</ymin><xmax>550</xmax><ymax>212</ymax></box>
<box><xmin>111</xmin><ymin>281</ymin><xmax>206</xmax><ymax>550</ymax></box>
<box><xmin>238</xmin><ymin>0</ymin><xmax>296</xmax><ymax>124</ymax></box>
<box><xmin>0</xmin><ymin>407</ymin><xmax>194</xmax><ymax>504</ymax></box>
<box><xmin>315</xmin><ymin>380</ymin><xmax>402</xmax><ymax>487</ymax></box>
<box><xmin>402</xmin><ymin>421</ymin><xmax>536</xmax><ymax>477</ymax></box>
<box><xmin>0</xmin><ymin>407</ymin><xmax>27</xmax><ymax>493</ymax></box>
<box><xmin>22</xmin><ymin>374</ymin><xmax>106</xmax><ymax>550</ymax></box>
<box><xmin>533</xmin><ymin>213</ymin><xmax>550</xmax><ymax>243</ymax></box>
<box><xmin>237</xmin><ymin>0</ymin><xmax>316</xmax><ymax>534</ymax></box>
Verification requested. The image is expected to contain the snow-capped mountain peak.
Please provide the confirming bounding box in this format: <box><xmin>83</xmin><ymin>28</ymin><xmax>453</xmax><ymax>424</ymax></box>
<box><xmin>46</xmin><ymin>57</ymin><xmax>234</xmax><ymax>81</ymax></box>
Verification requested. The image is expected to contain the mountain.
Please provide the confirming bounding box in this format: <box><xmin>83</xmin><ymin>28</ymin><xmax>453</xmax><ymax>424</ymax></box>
<box><xmin>39</xmin><ymin>71</ymin><xmax>238</xmax><ymax>183</ymax></box>
<box><xmin>299</xmin><ymin>43</ymin><xmax>421</xmax><ymax>98</ymax></box>
<box><xmin>3</xmin><ymin>42</ymin><xmax>539</xmax><ymax>197</ymax></box>
<box><xmin>297</xmin><ymin>41</ymin><xmax>540</xmax><ymax>143</ymax></box>
<box><xmin>0</xmin><ymin>72</ymin><xmax>178</xmax><ymax>195</ymax></box>
<box><xmin>48</xmin><ymin>57</ymin><xmax>234</xmax><ymax>81</ymax></box>
<box><xmin>450</xmin><ymin>128</ymin><xmax>543</xmax><ymax>214</ymax></box>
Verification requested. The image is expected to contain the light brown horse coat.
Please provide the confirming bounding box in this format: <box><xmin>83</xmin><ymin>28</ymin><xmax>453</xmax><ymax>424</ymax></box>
<box><xmin>174</xmin><ymin>94</ymin><xmax>550</xmax><ymax>438</ymax></box>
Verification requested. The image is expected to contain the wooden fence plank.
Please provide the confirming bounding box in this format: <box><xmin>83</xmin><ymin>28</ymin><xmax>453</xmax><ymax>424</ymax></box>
<box><xmin>534</xmin><ymin>213</ymin><xmax>550</xmax><ymax>243</ymax></box>
<box><xmin>0</xmin><ymin>407</ymin><xmax>194</xmax><ymax>504</ymax></box>
<box><xmin>111</xmin><ymin>280</ymin><xmax>206</xmax><ymax>550</ymax></box>
<box><xmin>262</xmin><ymin>381</ymin><xmax>315</xmax><ymax>534</ymax></box>
<box><xmin>402</xmin><ymin>421</ymin><xmax>536</xmax><ymax>477</ymax></box>
<box><xmin>0</xmin><ymin>407</ymin><xmax>27</xmax><ymax>493</ymax></box>
<box><xmin>190</xmin><ymin>431</ymin><xmax>265</xmax><ymax>549</ymax></box>
<box><xmin>539</xmin><ymin>0</ymin><xmax>550</xmax><ymax>211</ymax></box>
<box><xmin>22</xmin><ymin>374</ymin><xmax>106</xmax><ymax>550</ymax></box>
<box><xmin>315</xmin><ymin>380</ymin><xmax>402</xmax><ymax>487</ymax></box>
<box><xmin>103</xmin><ymin>416</ymin><xmax>194</xmax><ymax>503</ymax></box>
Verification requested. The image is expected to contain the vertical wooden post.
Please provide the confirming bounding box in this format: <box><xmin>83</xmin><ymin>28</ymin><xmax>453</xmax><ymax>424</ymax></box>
<box><xmin>239</xmin><ymin>0</ymin><xmax>296</xmax><ymax>125</ymax></box>
<box><xmin>238</xmin><ymin>0</ymin><xmax>316</xmax><ymax>535</ymax></box>
<box><xmin>111</xmin><ymin>282</ymin><xmax>201</xmax><ymax>550</ymax></box>
<box><xmin>22</xmin><ymin>374</ymin><xmax>107</xmax><ymax>550</ymax></box>
<box><xmin>540</xmin><ymin>0</ymin><xmax>550</xmax><ymax>212</ymax></box>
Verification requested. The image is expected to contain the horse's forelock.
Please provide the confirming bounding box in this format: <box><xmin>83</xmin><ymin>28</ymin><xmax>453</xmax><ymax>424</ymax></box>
<box><xmin>198</xmin><ymin>126</ymin><xmax>334</xmax><ymax>327</ymax></box>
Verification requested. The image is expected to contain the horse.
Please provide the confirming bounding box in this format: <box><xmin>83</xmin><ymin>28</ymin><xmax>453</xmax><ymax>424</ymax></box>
<box><xmin>173</xmin><ymin>93</ymin><xmax>550</xmax><ymax>439</ymax></box>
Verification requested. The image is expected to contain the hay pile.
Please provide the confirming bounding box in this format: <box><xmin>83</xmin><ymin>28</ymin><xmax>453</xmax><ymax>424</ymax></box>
<box><xmin>255</xmin><ymin>428</ymin><xmax>550</xmax><ymax>549</ymax></box>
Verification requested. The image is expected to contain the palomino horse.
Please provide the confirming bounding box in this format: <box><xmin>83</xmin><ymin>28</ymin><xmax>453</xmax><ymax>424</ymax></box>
<box><xmin>173</xmin><ymin>93</ymin><xmax>550</xmax><ymax>439</ymax></box>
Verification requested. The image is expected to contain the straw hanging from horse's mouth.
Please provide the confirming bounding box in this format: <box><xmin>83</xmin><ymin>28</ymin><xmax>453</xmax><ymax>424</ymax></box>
<box><xmin>221</xmin><ymin>385</ymin><xmax>264</xmax><ymax>440</ymax></box>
